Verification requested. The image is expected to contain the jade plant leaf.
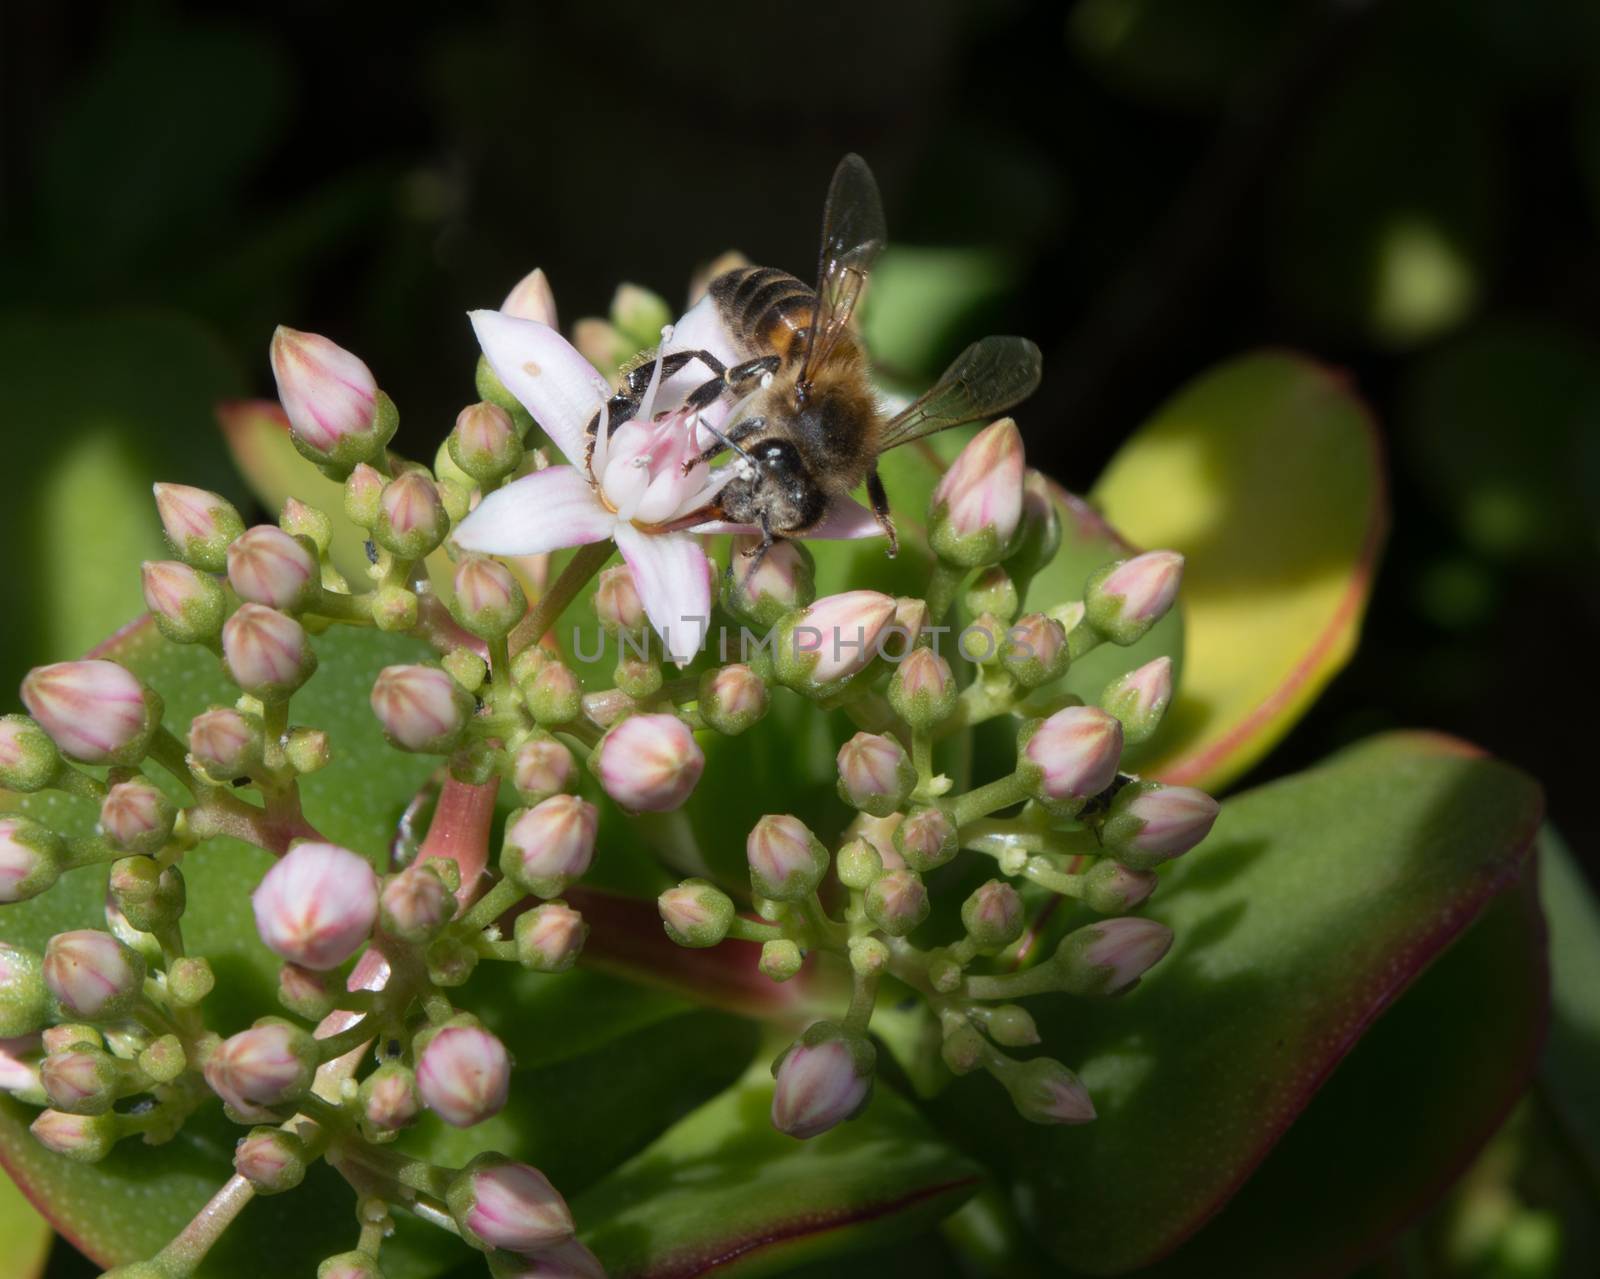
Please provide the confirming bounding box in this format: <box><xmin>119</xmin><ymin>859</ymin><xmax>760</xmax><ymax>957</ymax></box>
<box><xmin>1091</xmin><ymin>351</ymin><xmax>1385</xmax><ymax>792</ymax></box>
<box><xmin>934</xmin><ymin>730</ymin><xmax>1543</xmax><ymax>1274</ymax></box>
<box><xmin>1537</xmin><ymin>826</ymin><xmax>1600</xmax><ymax>1190</ymax></box>
<box><xmin>574</xmin><ymin>1064</ymin><xmax>984</xmax><ymax>1278</ymax></box>
<box><xmin>0</xmin><ymin>1172</ymin><xmax>51</xmax><ymax>1279</ymax></box>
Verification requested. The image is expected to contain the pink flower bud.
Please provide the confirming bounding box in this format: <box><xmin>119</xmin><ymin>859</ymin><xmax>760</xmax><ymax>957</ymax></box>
<box><xmin>998</xmin><ymin>1057</ymin><xmax>1096</xmax><ymax>1125</ymax></box>
<box><xmin>270</xmin><ymin>327</ymin><xmax>388</xmax><ymax>466</ymax></box>
<box><xmin>929</xmin><ymin>418</ymin><xmax>1025</xmax><ymax>565</ymax></box>
<box><xmin>204</xmin><ymin>1019</ymin><xmax>318</xmax><ymax>1110</ymax></box>
<box><xmin>864</xmin><ymin>868</ymin><xmax>928</xmax><ymax>936</ymax></box>
<box><xmin>887</xmin><ymin>648</ymin><xmax>958</xmax><ymax>729</ymax></box>
<box><xmin>888</xmin><ymin>597</ymin><xmax>930</xmax><ymax>655</ymax></box>
<box><xmin>1099</xmin><ymin>656</ymin><xmax>1174</xmax><ymax>745</ymax></box>
<box><xmin>370</xmin><ymin>665</ymin><xmax>471</xmax><ymax>754</ymax></box>
<box><xmin>591</xmin><ymin>713</ymin><xmax>704</xmax><ymax>813</ymax></box>
<box><xmin>1000</xmin><ymin>612</ymin><xmax>1070</xmax><ymax>690</ymax></box>
<box><xmin>509</xmin><ymin>733</ymin><xmax>576</xmax><ymax>802</ymax></box>
<box><xmin>779</xmin><ymin>591</ymin><xmax>896</xmax><ymax>688</ymax></box>
<box><xmin>515</xmin><ymin>901</ymin><xmax>587</xmax><ymax>972</ymax></box>
<box><xmin>1022</xmin><ymin>706</ymin><xmax>1123</xmax><ymax>809</ymax></box>
<box><xmin>153</xmin><ymin>482</ymin><xmax>244</xmax><ymax>572</ymax></box>
<box><xmin>961</xmin><ymin>880</ymin><xmax>1025</xmax><ymax>949</ymax></box>
<box><xmin>1102</xmin><ymin>782</ymin><xmax>1219</xmax><ymax>870</ymax></box>
<box><xmin>835</xmin><ymin>732</ymin><xmax>914</xmax><ymax>818</ymax></box>
<box><xmin>41</xmin><ymin>1046</ymin><xmax>117</xmax><ymax>1114</ymax></box>
<box><xmin>594</xmin><ymin>564</ymin><xmax>646</xmax><ymax>635</ymax></box>
<box><xmin>417</xmin><ymin>1023</ymin><xmax>511</xmax><ymax>1127</ymax></box>
<box><xmin>318</xmin><ymin>1252</ymin><xmax>383</xmax><ymax>1279</ymax></box>
<box><xmin>252</xmin><ymin>842</ymin><xmax>379</xmax><ymax>970</ymax></box>
<box><xmin>227</xmin><ymin>526</ymin><xmax>319</xmax><ymax>612</ymax></box>
<box><xmin>234</xmin><ymin>1125</ymin><xmax>308</xmax><ymax>1194</ymax></box>
<box><xmin>1056</xmin><ymin>916</ymin><xmax>1174</xmax><ymax>996</ymax></box>
<box><xmin>188</xmin><ymin>706</ymin><xmax>262</xmax><ymax>778</ymax></box>
<box><xmin>501</xmin><ymin>795</ymin><xmax>598</xmax><ymax>898</ymax></box>
<box><xmin>280</xmin><ymin>497</ymin><xmax>333</xmax><ymax>551</ymax></box>
<box><xmin>43</xmin><ymin>930</ymin><xmax>145</xmax><ymax>1020</ymax></box>
<box><xmin>892</xmin><ymin>806</ymin><xmax>957</xmax><ymax>873</ymax></box>
<box><xmin>381</xmin><ymin>862</ymin><xmax>456</xmax><ymax>943</ymax></box>
<box><xmin>359</xmin><ymin>1062</ymin><xmax>420</xmax><ymax>1133</ymax></box>
<box><xmin>1081</xmin><ymin>860</ymin><xmax>1159</xmax><ymax>914</ymax></box>
<box><xmin>1085</xmin><ymin>551</ymin><xmax>1184</xmax><ymax>646</ymax></box>
<box><xmin>697</xmin><ymin>664</ymin><xmax>769</xmax><ymax>736</ymax></box>
<box><xmin>657</xmin><ymin>879</ymin><xmax>734</xmax><ymax>948</ymax></box>
<box><xmin>453</xmin><ymin>557</ymin><xmax>527</xmax><ymax>639</ymax></box>
<box><xmin>99</xmin><ymin>777</ymin><xmax>176</xmax><ymax>854</ymax></box>
<box><xmin>450</xmin><ymin>1154</ymin><xmax>575</xmax><ymax>1252</ymax></box>
<box><xmin>746</xmin><ymin>814</ymin><xmax>828</xmax><ymax>901</ymax></box>
<box><xmin>524</xmin><ymin>662</ymin><xmax>582</xmax><ymax>727</ymax></box>
<box><xmin>29</xmin><ymin>1108</ymin><xmax>116</xmax><ymax>1161</ymax></box>
<box><xmin>771</xmin><ymin>1025</ymin><xmax>874</xmax><ymax>1140</ymax></box>
<box><xmin>449</xmin><ymin>402</ymin><xmax>523</xmax><ymax>484</ymax></box>
<box><xmin>0</xmin><ymin>1033</ymin><xmax>43</xmax><ymax>1097</ymax></box>
<box><xmin>140</xmin><ymin>560</ymin><xmax>226</xmax><ymax>644</ymax></box>
<box><xmin>0</xmin><ymin>945</ymin><xmax>49</xmax><ymax>1038</ymax></box>
<box><xmin>21</xmin><ymin>661</ymin><xmax>157</xmax><ymax>765</ymax></box>
<box><xmin>222</xmin><ymin>604</ymin><xmax>317</xmax><ymax>699</ymax></box>
<box><xmin>375</xmin><ymin>470</ymin><xmax>448</xmax><ymax>559</ymax></box>
<box><xmin>0</xmin><ymin>817</ymin><xmax>64</xmax><ymax>904</ymax></box>
<box><xmin>0</xmin><ymin>715</ymin><xmax>60</xmax><ymax>793</ymax></box>
<box><xmin>501</xmin><ymin>267</ymin><xmax>558</xmax><ymax>326</ymax></box>
<box><xmin>723</xmin><ymin>537</ymin><xmax>816</xmax><ymax>626</ymax></box>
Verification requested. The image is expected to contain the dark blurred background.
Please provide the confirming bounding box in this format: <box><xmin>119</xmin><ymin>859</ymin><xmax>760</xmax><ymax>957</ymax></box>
<box><xmin>3</xmin><ymin>0</ymin><xmax>1599</xmax><ymax>1273</ymax></box>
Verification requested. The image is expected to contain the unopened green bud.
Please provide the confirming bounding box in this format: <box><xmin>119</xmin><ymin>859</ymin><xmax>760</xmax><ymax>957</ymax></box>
<box><xmin>894</xmin><ymin>807</ymin><xmax>957</xmax><ymax>873</ymax></box>
<box><xmin>280</xmin><ymin>497</ymin><xmax>334</xmax><ymax>554</ymax></box>
<box><xmin>983</xmin><ymin>1004</ymin><xmax>1040</xmax><ymax>1047</ymax></box>
<box><xmin>443</xmin><ymin>647</ymin><xmax>488</xmax><ymax>693</ymax></box>
<box><xmin>234</xmin><ymin>1125</ymin><xmax>308</xmax><ymax>1194</ymax></box>
<box><xmin>612</xmin><ymin>283</ymin><xmax>673</xmax><ymax>347</ymax></box>
<box><xmin>0</xmin><ymin>816</ymin><xmax>65</xmax><ymax>904</ymax></box>
<box><xmin>1099</xmin><ymin>657</ymin><xmax>1174</xmax><ymax>746</ymax></box>
<box><xmin>887</xmin><ymin>647</ymin><xmax>958</xmax><ymax>730</ymax></box>
<box><xmin>0</xmin><ymin>715</ymin><xmax>62</xmax><ymax>792</ymax></box>
<box><xmin>614</xmin><ymin>653</ymin><xmax>663</xmax><ymax>700</ymax></box>
<box><xmin>138</xmin><ymin>1033</ymin><xmax>187</xmax><ymax>1083</ymax></box>
<box><xmin>107</xmin><ymin>858</ymin><xmax>185</xmax><ymax>933</ymax></box>
<box><xmin>834</xmin><ymin>838</ymin><xmax>883</xmax><ymax>892</ymax></box>
<box><xmin>965</xmin><ymin>566</ymin><xmax>1020</xmax><ymax>624</ymax></box>
<box><xmin>524</xmin><ymin>662</ymin><xmax>582</xmax><ymax>727</ymax></box>
<box><xmin>760</xmin><ymin>939</ymin><xmax>804</xmax><ymax>982</ymax></box>
<box><xmin>865</xmin><ymin>869</ymin><xmax>928</xmax><ymax>937</ymax></box>
<box><xmin>698</xmin><ymin>664</ymin><xmax>769</xmax><ymax>735</ymax></box>
<box><xmin>941</xmin><ymin>1023</ymin><xmax>987</xmax><ymax>1075</ymax></box>
<box><xmin>425</xmin><ymin>936</ymin><xmax>479</xmax><ymax>988</ymax></box>
<box><xmin>961</xmin><ymin>880</ymin><xmax>1025</xmax><ymax>949</ymax></box>
<box><xmin>371</xmin><ymin>584</ymin><xmax>419</xmax><ymax>632</ymax></box>
<box><xmin>167</xmin><ymin>956</ymin><xmax>214</xmax><ymax>1008</ymax></box>
<box><xmin>1004</xmin><ymin>471</ymin><xmax>1062</xmax><ymax>586</ymax></box>
<box><xmin>344</xmin><ymin>463</ymin><xmax>386</xmax><ymax>529</ymax></box>
<box><xmin>284</xmin><ymin>727</ymin><xmax>331</xmax><ymax>775</ymax></box>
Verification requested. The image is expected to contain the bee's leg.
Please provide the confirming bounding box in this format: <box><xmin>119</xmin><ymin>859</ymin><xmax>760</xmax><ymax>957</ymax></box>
<box><xmin>584</xmin><ymin>350</ymin><xmax>728</xmax><ymax>467</ymax></box>
<box><xmin>683</xmin><ymin>354</ymin><xmax>780</xmax><ymax>417</ymax></box>
<box><xmin>866</xmin><ymin>467</ymin><xmax>899</xmax><ymax>559</ymax></box>
<box><xmin>683</xmin><ymin>417</ymin><xmax>766</xmax><ymax>473</ymax></box>
<box><xmin>741</xmin><ymin>516</ymin><xmax>779</xmax><ymax>570</ymax></box>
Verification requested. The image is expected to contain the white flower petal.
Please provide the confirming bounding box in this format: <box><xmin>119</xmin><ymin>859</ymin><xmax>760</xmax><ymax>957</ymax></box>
<box><xmin>470</xmin><ymin>310</ymin><xmax>610</xmax><ymax>466</ymax></box>
<box><xmin>453</xmin><ymin>466</ymin><xmax>615</xmax><ymax>556</ymax></box>
<box><xmin>807</xmin><ymin>497</ymin><xmax>886</xmax><ymax>540</ymax></box>
<box><xmin>613</xmin><ymin>524</ymin><xmax>712</xmax><ymax>665</ymax></box>
<box><xmin>656</xmin><ymin>294</ymin><xmax>745</xmax><ymax>421</ymax></box>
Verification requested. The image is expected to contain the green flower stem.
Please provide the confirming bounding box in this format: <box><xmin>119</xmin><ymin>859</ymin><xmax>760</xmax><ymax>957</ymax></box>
<box><xmin>147</xmin><ymin>1172</ymin><xmax>257</xmax><ymax>1277</ymax></box>
<box><xmin>316</xmin><ymin>1018</ymin><xmax>378</xmax><ymax>1064</ymax></box>
<box><xmin>186</xmin><ymin>788</ymin><xmax>323</xmax><ymax>854</ymax></box>
<box><xmin>924</xmin><ymin>560</ymin><xmax>968</xmax><ymax>625</ymax></box>
<box><xmin>963</xmin><ymin>957</ymin><xmax>1064</xmax><ymax>1002</ymax></box>
<box><xmin>949</xmin><ymin>771</ymin><xmax>1031</xmax><ymax>827</ymax></box>
<box><xmin>51</xmin><ymin>764</ymin><xmax>106</xmax><ymax>803</ymax></box>
<box><xmin>459</xmin><ymin>876</ymin><xmax>524</xmax><ymax>932</ymax></box>
<box><xmin>1018</xmin><ymin>857</ymin><xmax>1087</xmax><ymax>896</ymax></box>
<box><xmin>727</xmin><ymin>917</ymin><xmax>784</xmax><ymax>944</ymax></box>
<box><xmin>912</xmin><ymin>727</ymin><xmax>935</xmax><ymax>789</ymax></box>
<box><xmin>487</xmin><ymin>633</ymin><xmax>514</xmax><ymax>704</ymax></box>
<box><xmin>938</xmin><ymin>672</ymin><xmax>1023</xmax><ymax>739</ymax></box>
<box><xmin>508</xmin><ymin>539</ymin><xmax>615</xmax><ymax>655</ymax></box>
<box><xmin>1065</xmin><ymin>618</ymin><xmax>1102</xmax><ymax>662</ymax></box>
<box><xmin>961</xmin><ymin>819</ymin><xmax>1096</xmax><ymax>860</ymax></box>
<box><xmin>635</xmin><ymin>808</ymin><xmax>711</xmax><ymax>879</ymax></box>
<box><xmin>801</xmin><ymin>893</ymin><xmax>848</xmax><ymax>952</ymax></box>
<box><xmin>842</xmin><ymin>966</ymin><xmax>881</xmax><ymax>1035</ymax></box>
<box><xmin>309</xmin><ymin>589</ymin><xmax>374</xmax><ymax>625</ymax></box>
<box><xmin>472</xmin><ymin>936</ymin><xmax>519</xmax><ymax>962</ymax></box>
<box><xmin>421</xmin><ymin>991</ymin><xmax>455</xmax><ymax>1025</ymax></box>
<box><xmin>147</xmin><ymin>727</ymin><xmax>197</xmax><ymax>791</ymax></box>
<box><xmin>62</xmin><ymin>833</ymin><xmax>123</xmax><ymax>869</ymax></box>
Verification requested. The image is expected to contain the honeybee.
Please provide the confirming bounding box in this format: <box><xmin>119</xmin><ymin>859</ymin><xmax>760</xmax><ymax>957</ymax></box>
<box><xmin>585</xmin><ymin>154</ymin><xmax>1043</xmax><ymax>556</ymax></box>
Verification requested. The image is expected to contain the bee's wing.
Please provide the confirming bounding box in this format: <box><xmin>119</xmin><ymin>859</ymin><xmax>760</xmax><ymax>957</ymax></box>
<box><xmin>877</xmin><ymin>336</ymin><xmax>1043</xmax><ymax>452</ymax></box>
<box><xmin>800</xmin><ymin>154</ymin><xmax>887</xmax><ymax>391</ymax></box>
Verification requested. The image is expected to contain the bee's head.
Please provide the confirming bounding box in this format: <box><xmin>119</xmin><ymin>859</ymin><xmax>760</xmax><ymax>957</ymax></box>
<box><xmin>716</xmin><ymin>439</ymin><xmax>826</xmax><ymax>534</ymax></box>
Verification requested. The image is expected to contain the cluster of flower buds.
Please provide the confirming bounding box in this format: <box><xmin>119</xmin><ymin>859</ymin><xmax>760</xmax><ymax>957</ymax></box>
<box><xmin>0</xmin><ymin>264</ymin><xmax>1212</xmax><ymax>1278</ymax></box>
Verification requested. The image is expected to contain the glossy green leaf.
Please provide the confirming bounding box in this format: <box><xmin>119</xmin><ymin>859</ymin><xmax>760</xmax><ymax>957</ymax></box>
<box><xmin>576</xmin><ymin>1064</ymin><xmax>984</xmax><ymax>1278</ymax></box>
<box><xmin>1144</xmin><ymin>866</ymin><xmax>1546</xmax><ymax>1278</ymax></box>
<box><xmin>0</xmin><ymin>308</ymin><xmax>245</xmax><ymax>690</ymax></box>
<box><xmin>0</xmin><ymin>1172</ymin><xmax>50</xmax><ymax>1279</ymax></box>
<box><xmin>1537</xmin><ymin>826</ymin><xmax>1600</xmax><ymax>1191</ymax></box>
<box><xmin>860</xmin><ymin>246</ymin><xmax>1021</xmax><ymax>385</ymax></box>
<box><xmin>935</xmin><ymin>731</ymin><xmax>1543</xmax><ymax>1274</ymax></box>
<box><xmin>1092</xmin><ymin>351</ymin><xmax>1385</xmax><ymax>791</ymax></box>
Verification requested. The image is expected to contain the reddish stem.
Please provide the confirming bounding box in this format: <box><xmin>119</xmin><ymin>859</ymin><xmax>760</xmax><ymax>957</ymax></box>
<box><xmin>418</xmin><ymin>774</ymin><xmax>501</xmax><ymax>903</ymax></box>
<box><xmin>564</xmin><ymin>886</ymin><xmax>834</xmax><ymax>1021</ymax></box>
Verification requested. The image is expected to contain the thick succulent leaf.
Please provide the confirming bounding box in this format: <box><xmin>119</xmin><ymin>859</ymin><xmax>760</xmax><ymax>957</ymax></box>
<box><xmin>1537</xmin><ymin>826</ymin><xmax>1600</xmax><ymax>1189</ymax></box>
<box><xmin>1091</xmin><ymin>351</ymin><xmax>1385</xmax><ymax>791</ymax></box>
<box><xmin>0</xmin><ymin>1173</ymin><xmax>50</xmax><ymax>1279</ymax></box>
<box><xmin>0</xmin><ymin>308</ymin><xmax>245</xmax><ymax>691</ymax></box>
<box><xmin>0</xmin><ymin>618</ymin><xmax>727</xmax><ymax>1274</ymax></box>
<box><xmin>1142</xmin><ymin>865</ymin><xmax>1546</xmax><ymax>1279</ymax></box>
<box><xmin>217</xmin><ymin>399</ymin><xmax>377</xmax><ymax>583</ymax></box>
<box><xmin>859</xmin><ymin>246</ymin><xmax>1021</xmax><ymax>385</ymax></box>
<box><xmin>934</xmin><ymin>731</ymin><xmax>1543</xmax><ymax>1274</ymax></box>
<box><xmin>575</xmin><ymin>1065</ymin><xmax>984</xmax><ymax>1278</ymax></box>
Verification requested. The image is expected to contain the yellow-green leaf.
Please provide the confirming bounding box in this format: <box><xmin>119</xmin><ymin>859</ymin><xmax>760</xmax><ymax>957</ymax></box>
<box><xmin>0</xmin><ymin>1174</ymin><xmax>50</xmax><ymax>1279</ymax></box>
<box><xmin>1092</xmin><ymin>351</ymin><xmax>1385</xmax><ymax>790</ymax></box>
